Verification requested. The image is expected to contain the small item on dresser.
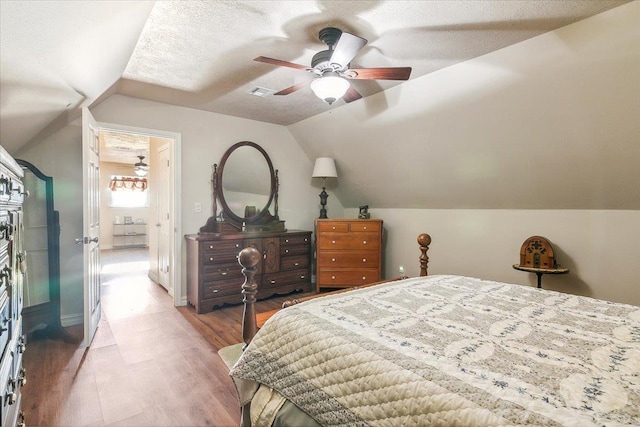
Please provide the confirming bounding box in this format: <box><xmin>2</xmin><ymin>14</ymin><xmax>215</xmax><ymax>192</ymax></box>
<box><xmin>513</xmin><ymin>235</ymin><xmax>569</xmax><ymax>288</ymax></box>
<box><xmin>358</xmin><ymin>205</ymin><xmax>370</xmax><ymax>219</ymax></box>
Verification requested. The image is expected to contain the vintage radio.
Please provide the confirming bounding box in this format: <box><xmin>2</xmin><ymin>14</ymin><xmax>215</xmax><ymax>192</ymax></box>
<box><xmin>518</xmin><ymin>235</ymin><xmax>557</xmax><ymax>269</ymax></box>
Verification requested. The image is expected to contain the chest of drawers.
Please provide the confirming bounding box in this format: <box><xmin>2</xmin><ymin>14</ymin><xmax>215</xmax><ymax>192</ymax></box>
<box><xmin>185</xmin><ymin>230</ymin><xmax>312</xmax><ymax>313</ymax></box>
<box><xmin>315</xmin><ymin>219</ymin><xmax>383</xmax><ymax>292</ymax></box>
<box><xmin>0</xmin><ymin>145</ymin><xmax>26</xmax><ymax>427</ymax></box>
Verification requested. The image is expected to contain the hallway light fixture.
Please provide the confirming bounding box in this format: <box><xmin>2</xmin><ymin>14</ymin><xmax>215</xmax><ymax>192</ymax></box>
<box><xmin>312</xmin><ymin>157</ymin><xmax>338</xmax><ymax>218</ymax></box>
<box><xmin>310</xmin><ymin>73</ymin><xmax>350</xmax><ymax>105</ymax></box>
<box><xmin>134</xmin><ymin>155</ymin><xmax>149</xmax><ymax>177</ymax></box>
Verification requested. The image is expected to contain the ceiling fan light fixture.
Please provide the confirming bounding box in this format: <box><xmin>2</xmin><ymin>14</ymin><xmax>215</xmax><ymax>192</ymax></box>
<box><xmin>134</xmin><ymin>155</ymin><xmax>149</xmax><ymax>177</ymax></box>
<box><xmin>310</xmin><ymin>74</ymin><xmax>350</xmax><ymax>105</ymax></box>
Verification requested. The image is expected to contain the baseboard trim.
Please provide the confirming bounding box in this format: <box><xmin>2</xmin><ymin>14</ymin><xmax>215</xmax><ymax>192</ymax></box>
<box><xmin>60</xmin><ymin>313</ymin><xmax>83</xmax><ymax>327</ymax></box>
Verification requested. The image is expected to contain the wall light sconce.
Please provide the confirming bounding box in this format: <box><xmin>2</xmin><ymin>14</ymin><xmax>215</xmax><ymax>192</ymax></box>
<box><xmin>312</xmin><ymin>157</ymin><xmax>338</xmax><ymax>218</ymax></box>
<box><xmin>134</xmin><ymin>155</ymin><xmax>149</xmax><ymax>177</ymax></box>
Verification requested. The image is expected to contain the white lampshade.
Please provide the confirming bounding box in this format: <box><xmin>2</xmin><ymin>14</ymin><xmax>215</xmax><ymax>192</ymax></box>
<box><xmin>310</xmin><ymin>74</ymin><xmax>350</xmax><ymax>105</ymax></box>
<box><xmin>312</xmin><ymin>157</ymin><xmax>338</xmax><ymax>179</ymax></box>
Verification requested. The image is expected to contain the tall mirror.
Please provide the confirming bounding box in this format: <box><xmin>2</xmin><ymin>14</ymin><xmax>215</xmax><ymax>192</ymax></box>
<box><xmin>200</xmin><ymin>141</ymin><xmax>285</xmax><ymax>233</ymax></box>
<box><xmin>17</xmin><ymin>159</ymin><xmax>76</xmax><ymax>342</ymax></box>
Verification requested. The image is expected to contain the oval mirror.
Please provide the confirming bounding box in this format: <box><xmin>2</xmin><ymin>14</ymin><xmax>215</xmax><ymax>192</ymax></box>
<box><xmin>218</xmin><ymin>141</ymin><xmax>275</xmax><ymax>224</ymax></box>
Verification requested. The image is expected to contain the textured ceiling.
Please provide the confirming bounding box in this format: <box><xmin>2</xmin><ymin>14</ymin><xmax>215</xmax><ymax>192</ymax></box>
<box><xmin>0</xmin><ymin>0</ymin><xmax>631</xmax><ymax>154</ymax></box>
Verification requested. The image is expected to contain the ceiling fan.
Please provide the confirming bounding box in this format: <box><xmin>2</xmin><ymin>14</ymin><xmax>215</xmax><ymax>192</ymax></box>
<box><xmin>254</xmin><ymin>27</ymin><xmax>412</xmax><ymax>105</ymax></box>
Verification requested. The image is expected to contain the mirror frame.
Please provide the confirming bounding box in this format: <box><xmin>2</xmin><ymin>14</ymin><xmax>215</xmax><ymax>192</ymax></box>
<box><xmin>200</xmin><ymin>141</ymin><xmax>285</xmax><ymax>233</ymax></box>
<box><xmin>218</xmin><ymin>141</ymin><xmax>276</xmax><ymax>224</ymax></box>
<box><xmin>17</xmin><ymin>159</ymin><xmax>77</xmax><ymax>342</ymax></box>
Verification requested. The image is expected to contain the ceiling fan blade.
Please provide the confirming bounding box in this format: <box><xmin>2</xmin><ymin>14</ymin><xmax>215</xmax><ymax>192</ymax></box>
<box><xmin>254</xmin><ymin>56</ymin><xmax>309</xmax><ymax>71</ymax></box>
<box><xmin>348</xmin><ymin>67</ymin><xmax>412</xmax><ymax>80</ymax></box>
<box><xmin>342</xmin><ymin>86</ymin><xmax>362</xmax><ymax>103</ymax></box>
<box><xmin>274</xmin><ymin>79</ymin><xmax>314</xmax><ymax>96</ymax></box>
<box><xmin>330</xmin><ymin>32</ymin><xmax>367</xmax><ymax>70</ymax></box>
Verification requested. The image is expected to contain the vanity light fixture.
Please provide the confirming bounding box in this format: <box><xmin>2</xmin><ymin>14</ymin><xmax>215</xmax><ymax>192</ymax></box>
<box><xmin>310</xmin><ymin>73</ymin><xmax>350</xmax><ymax>105</ymax></box>
<box><xmin>312</xmin><ymin>157</ymin><xmax>338</xmax><ymax>218</ymax></box>
<box><xmin>134</xmin><ymin>155</ymin><xmax>149</xmax><ymax>177</ymax></box>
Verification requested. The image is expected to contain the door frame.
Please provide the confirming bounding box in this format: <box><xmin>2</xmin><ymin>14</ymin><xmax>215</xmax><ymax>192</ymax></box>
<box><xmin>97</xmin><ymin>121</ymin><xmax>183</xmax><ymax>307</ymax></box>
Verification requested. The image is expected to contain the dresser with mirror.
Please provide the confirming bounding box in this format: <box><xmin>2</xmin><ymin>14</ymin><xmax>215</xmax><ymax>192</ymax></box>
<box><xmin>185</xmin><ymin>141</ymin><xmax>312</xmax><ymax>313</ymax></box>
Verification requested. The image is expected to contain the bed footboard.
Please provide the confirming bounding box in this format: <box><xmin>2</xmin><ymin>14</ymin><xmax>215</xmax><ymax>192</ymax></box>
<box><xmin>238</xmin><ymin>233</ymin><xmax>431</xmax><ymax>345</ymax></box>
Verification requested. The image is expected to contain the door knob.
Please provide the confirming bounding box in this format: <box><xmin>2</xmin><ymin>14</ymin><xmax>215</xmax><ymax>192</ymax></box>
<box><xmin>75</xmin><ymin>237</ymin><xmax>99</xmax><ymax>244</ymax></box>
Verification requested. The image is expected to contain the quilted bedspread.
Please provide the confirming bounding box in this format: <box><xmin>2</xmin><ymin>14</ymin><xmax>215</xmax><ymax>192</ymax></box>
<box><xmin>230</xmin><ymin>275</ymin><xmax>640</xmax><ymax>426</ymax></box>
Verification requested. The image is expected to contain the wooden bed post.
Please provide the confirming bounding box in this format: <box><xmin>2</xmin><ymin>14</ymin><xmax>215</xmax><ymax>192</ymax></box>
<box><xmin>238</xmin><ymin>247</ymin><xmax>261</xmax><ymax>348</ymax></box>
<box><xmin>418</xmin><ymin>233</ymin><xmax>431</xmax><ymax>277</ymax></box>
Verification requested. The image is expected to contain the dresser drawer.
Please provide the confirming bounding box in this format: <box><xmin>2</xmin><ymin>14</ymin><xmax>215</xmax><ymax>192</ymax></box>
<box><xmin>317</xmin><ymin>270</ymin><xmax>380</xmax><ymax>287</ymax></box>
<box><xmin>281</xmin><ymin>234</ymin><xmax>311</xmax><ymax>247</ymax></box>
<box><xmin>349</xmin><ymin>221</ymin><xmax>381</xmax><ymax>233</ymax></box>
<box><xmin>317</xmin><ymin>221</ymin><xmax>349</xmax><ymax>233</ymax></box>
<box><xmin>317</xmin><ymin>251</ymin><xmax>379</xmax><ymax>269</ymax></box>
<box><xmin>317</xmin><ymin>233</ymin><xmax>380</xmax><ymax>250</ymax></box>
<box><xmin>202</xmin><ymin>240</ymin><xmax>243</xmax><ymax>263</ymax></box>
<box><xmin>263</xmin><ymin>269</ymin><xmax>309</xmax><ymax>289</ymax></box>
<box><xmin>281</xmin><ymin>244</ymin><xmax>309</xmax><ymax>257</ymax></box>
<box><xmin>202</xmin><ymin>263</ymin><xmax>243</xmax><ymax>281</ymax></box>
<box><xmin>202</xmin><ymin>278</ymin><xmax>243</xmax><ymax>299</ymax></box>
<box><xmin>280</xmin><ymin>255</ymin><xmax>309</xmax><ymax>271</ymax></box>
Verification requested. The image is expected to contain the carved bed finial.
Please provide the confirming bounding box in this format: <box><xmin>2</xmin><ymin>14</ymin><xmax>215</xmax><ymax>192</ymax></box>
<box><xmin>417</xmin><ymin>233</ymin><xmax>431</xmax><ymax>277</ymax></box>
<box><xmin>239</xmin><ymin>247</ymin><xmax>261</xmax><ymax>348</ymax></box>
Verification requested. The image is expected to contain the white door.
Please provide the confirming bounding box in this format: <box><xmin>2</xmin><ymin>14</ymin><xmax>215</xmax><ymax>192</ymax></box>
<box><xmin>82</xmin><ymin>107</ymin><xmax>101</xmax><ymax>347</ymax></box>
<box><xmin>157</xmin><ymin>144</ymin><xmax>171</xmax><ymax>292</ymax></box>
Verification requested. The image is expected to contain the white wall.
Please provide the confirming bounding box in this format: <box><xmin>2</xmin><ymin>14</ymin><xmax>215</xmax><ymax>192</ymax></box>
<box><xmin>346</xmin><ymin>208</ymin><xmax>640</xmax><ymax>306</ymax></box>
<box><xmin>16</xmin><ymin>124</ymin><xmax>84</xmax><ymax>325</ymax></box>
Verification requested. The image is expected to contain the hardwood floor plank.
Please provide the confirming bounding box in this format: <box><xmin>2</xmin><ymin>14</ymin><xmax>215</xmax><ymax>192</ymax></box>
<box><xmin>21</xmin><ymin>248</ymin><xmax>309</xmax><ymax>426</ymax></box>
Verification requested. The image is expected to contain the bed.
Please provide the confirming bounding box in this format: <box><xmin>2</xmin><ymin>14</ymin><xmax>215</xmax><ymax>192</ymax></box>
<box><xmin>227</xmin><ymin>234</ymin><xmax>640</xmax><ymax>426</ymax></box>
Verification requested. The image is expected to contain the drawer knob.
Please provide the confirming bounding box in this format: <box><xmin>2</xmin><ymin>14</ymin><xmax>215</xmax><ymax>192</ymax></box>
<box><xmin>6</xmin><ymin>390</ymin><xmax>16</xmax><ymax>405</ymax></box>
<box><xmin>208</xmin><ymin>287</ymin><xmax>219</xmax><ymax>293</ymax></box>
<box><xmin>220</xmin><ymin>271</ymin><xmax>228</xmax><ymax>276</ymax></box>
<box><xmin>209</xmin><ymin>257</ymin><xmax>214</xmax><ymax>262</ymax></box>
<box><xmin>332</xmin><ymin>226</ymin><xmax>336</xmax><ymax>230</ymax></box>
<box><xmin>362</xmin><ymin>276</ymin><xmax>366</xmax><ymax>281</ymax></box>
<box><xmin>304</xmin><ymin>238</ymin><xmax>308</xmax><ymax>242</ymax></box>
<box><xmin>18</xmin><ymin>368</ymin><xmax>26</xmax><ymax>386</ymax></box>
<box><xmin>331</xmin><ymin>275</ymin><xmax>336</xmax><ymax>280</ymax></box>
<box><xmin>235</xmin><ymin>243</ymin><xmax>240</xmax><ymax>248</ymax></box>
<box><xmin>209</xmin><ymin>245</ymin><xmax>214</xmax><ymax>249</ymax></box>
<box><xmin>332</xmin><ymin>240</ymin><xmax>336</xmax><ymax>244</ymax></box>
<box><xmin>300</xmin><ymin>275</ymin><xmax>305</xmax><ymax>279</ymax></box>
<box><xmin>270</xmin><ymin>280</ymin><xmax>276</xmax><ymax>284</ymax></box>
<box><xmin>331</xmin><ymin>258</ymin><xmax>336</xmax><ymax>262</ymax></box>
<box><xmin>285</xmin><ymin>239</ymin><xmax>289</xmax><ymax>243</ymax></box>
<box><xmin>362</xmin><ymin>258</ymin><xmax>367</xmax><ymax>263</ymax></box>
<box><xmin>363</xmin><ymin>226</ymin><xmax>367</xmax><ymax>230</ymax></box>
<box><xmin>294</xmin><ymin>262</ymin><xmax>299</xmax><ymax>266</ymax></box>
<box><xmin>285</xmin><ymin>249</ymin><xmax>289</xmax><ymax>253</ymax></box>
<box><xmin>363</xmin><ymin>240</ymin><xmax>367</xmax><ymax>245</ymax></box>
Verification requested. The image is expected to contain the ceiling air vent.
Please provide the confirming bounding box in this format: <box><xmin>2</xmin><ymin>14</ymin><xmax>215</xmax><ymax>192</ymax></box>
<box><xmin>248</xmin><ymin>87</ymin><xmax>275</xmax><ymax>97</ymax></box>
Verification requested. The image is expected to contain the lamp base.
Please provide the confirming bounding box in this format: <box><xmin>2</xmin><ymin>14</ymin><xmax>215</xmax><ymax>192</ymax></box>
<box><xmin>318</xmin><ymin>187</ymin><xmax>329</xmax><ymax>219</ymax></box>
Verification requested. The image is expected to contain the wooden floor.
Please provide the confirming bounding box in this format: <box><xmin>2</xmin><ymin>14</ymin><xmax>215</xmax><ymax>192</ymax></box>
<box><xmin>21</xmin><ymin>248</ymin><xmax>308</xmax><ymax>426</ymax></box>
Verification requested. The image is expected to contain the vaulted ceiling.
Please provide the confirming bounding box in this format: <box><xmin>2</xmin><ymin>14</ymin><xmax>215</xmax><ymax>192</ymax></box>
<box><xmin>0</xmin><ymin>0</ymin><xmax>630</xmax><ymax>155</ymax></box>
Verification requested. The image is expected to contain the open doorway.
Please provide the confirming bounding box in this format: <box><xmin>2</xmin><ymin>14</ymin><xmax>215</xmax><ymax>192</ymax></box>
<box><xmin>97</xmin><ymin>126</ymin><xmax>180</xmax><ymax>303</ymax></box>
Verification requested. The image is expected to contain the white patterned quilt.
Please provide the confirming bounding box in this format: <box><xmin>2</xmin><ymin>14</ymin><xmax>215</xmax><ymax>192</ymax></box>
<box><xmin>230</xmin><ymin>275</ymin><xmax>640</xmax><ymax>426</ymax></box>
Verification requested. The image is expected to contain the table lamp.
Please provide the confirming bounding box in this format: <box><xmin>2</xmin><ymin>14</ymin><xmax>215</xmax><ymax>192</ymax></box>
<box><xmin>312</xmin><ymin>157</ymin><xmax>338</xmax><ymax>218</ymax></box>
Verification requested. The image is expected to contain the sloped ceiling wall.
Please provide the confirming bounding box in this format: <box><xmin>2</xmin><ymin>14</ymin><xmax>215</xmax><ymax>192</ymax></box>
<box><xmin>288</xmin><ymin>3</ymin><xmax>639</xmax><ymax>210</ymax></box>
